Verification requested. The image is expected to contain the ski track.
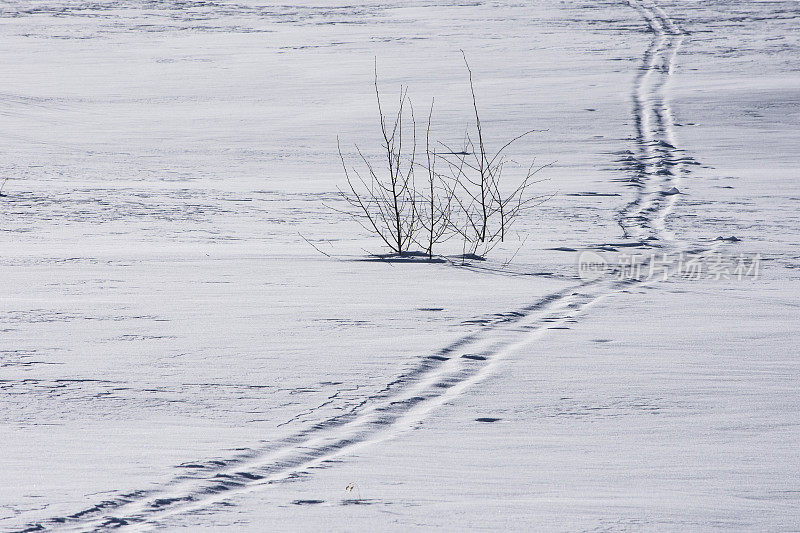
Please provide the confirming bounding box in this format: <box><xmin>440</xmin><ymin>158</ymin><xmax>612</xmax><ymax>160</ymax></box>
<box><xmin>16</xmin><ymin>1</ymin><xmax>701</xmax><ymax>531</ymax></box>
<box><xmin>616</xmin><ymin>0</ymin><xmax>687</xmax><ymax>244</ymax></box>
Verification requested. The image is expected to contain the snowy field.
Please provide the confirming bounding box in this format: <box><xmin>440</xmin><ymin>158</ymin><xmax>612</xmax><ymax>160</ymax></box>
<box><xmin>1</xmin><ymin>0</ymin><xmax>799</xmax><ymax>531</ymax></box>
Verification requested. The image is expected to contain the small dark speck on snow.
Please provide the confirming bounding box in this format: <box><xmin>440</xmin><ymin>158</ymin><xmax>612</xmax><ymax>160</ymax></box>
<box><xmin>292</xmin><ymin>499</ymin><xmax>324</xmax><ymax>505</ymax></box>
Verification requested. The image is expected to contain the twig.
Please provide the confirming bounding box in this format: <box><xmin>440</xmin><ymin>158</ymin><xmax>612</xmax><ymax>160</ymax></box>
<box><xmin>298</xmin><ymin>232</ymin><xmax>331</xmax><ymax>257</ymax></box>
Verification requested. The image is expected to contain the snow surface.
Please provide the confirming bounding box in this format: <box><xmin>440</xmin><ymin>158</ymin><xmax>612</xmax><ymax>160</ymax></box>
<box><xmin>1</xmin><ymin>0</ymin><xmax>798</xmax><ymax>531</ymax></box>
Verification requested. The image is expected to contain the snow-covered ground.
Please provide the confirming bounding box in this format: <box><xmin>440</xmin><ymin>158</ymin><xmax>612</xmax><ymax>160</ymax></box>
<box><xmin>1</xmin><ymin>0</ymin><xmax>798</xmax><ymax>531</ymax></box>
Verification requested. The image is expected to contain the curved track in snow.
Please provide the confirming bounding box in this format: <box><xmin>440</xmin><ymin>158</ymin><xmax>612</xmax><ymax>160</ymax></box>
<box><xmin>616</xmin><ymin>0</ymin><xmax>688</xmax><ymax>243</ymax></box>
<box><xmin>17</xmin><ymin>1</ymin><xmax>695</xmax><ymax>531</ymax></box>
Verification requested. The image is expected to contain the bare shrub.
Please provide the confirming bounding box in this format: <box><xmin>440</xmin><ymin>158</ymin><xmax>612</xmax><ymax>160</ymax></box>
<box><xmin>413</xmin><ymin>99</ymin><xmax>455</xmax><ymax>260</ymax></box>
<box><xmin>336</xmin><ymin>63</ymin><xmax>418</xmax><ymax>255</ymax></box>
<box><xmin>336</xmin><ymin>55</ymin><xmax>549</xmax><ymax>261</ymax></box>
<box><xmin>436</xmin><ymin>52</ymin><xmax>550</xmax><ymax>259</ymax></box>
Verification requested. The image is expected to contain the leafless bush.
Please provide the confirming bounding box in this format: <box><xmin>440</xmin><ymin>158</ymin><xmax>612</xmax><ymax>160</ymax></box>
<box><xmin>336</xmin><ymin>56</ymin><xmax>549</xmax><ymax>261</ymax></box>
<box><xmin>336</xmin><ymin>63</ymin><xmax>417</xmax><ymax>255</ymax></box>
<box><xmin>436</xmin><ymin>52</ymin><xmax>550</xmax><ymax>259</ymax></box>
<box><xmin>413</xmin><ymin>99</ymin><xmax>455</xmax><ymax>260</ymax></box>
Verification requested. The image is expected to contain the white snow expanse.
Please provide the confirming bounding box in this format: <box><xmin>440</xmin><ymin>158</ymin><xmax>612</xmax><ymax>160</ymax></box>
<box><xmin>1</xmin><ymin>0</ymin><xmax>799</xmax><ymax>531</ymax></box>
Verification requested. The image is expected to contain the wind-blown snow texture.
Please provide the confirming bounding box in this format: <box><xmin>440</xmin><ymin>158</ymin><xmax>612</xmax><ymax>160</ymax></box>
<box><xmin>1</xmin><ymin>0</ymin><xmax>799</xmax><ymax>531</ymax></box>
